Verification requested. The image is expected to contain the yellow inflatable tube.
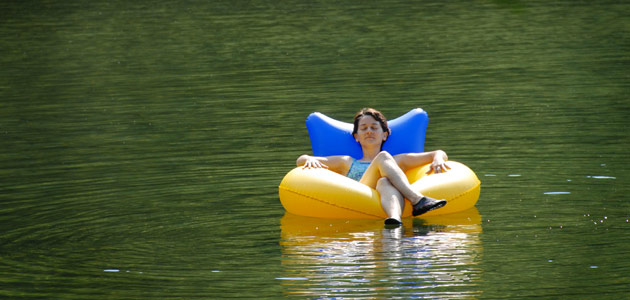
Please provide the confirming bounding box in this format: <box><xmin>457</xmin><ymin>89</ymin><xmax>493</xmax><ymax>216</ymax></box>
<box><xmin>278</xmin><ymin>161</ymin><xmax>480</xmax><ymax>219</ymax></box>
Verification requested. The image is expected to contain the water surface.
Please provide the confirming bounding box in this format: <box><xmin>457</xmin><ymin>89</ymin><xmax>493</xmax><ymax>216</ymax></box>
<box><xmin>1</xmin><ymin>0</ymin><xmax>629</xmax><ymax>299</ymax></box>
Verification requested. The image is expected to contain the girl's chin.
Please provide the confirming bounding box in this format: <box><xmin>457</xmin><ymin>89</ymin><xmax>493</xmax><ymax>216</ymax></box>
<box><xmin>361</xmin><ymin>139</ymin><xmax>382</xmax><ymax>145</ymax></box>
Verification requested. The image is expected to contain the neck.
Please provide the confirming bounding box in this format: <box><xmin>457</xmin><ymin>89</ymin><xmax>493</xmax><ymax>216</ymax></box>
<box><xmin>360</xmin><ymin>144</ymin><xmax>381</xmax><ymax>162</ymax></box>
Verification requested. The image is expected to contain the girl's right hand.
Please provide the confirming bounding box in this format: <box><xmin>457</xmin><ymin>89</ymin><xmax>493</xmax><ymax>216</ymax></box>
<box><xmin>303</xmin><ymin>158</ymin><xmax>328</xmax><ymax>169</ymax></box>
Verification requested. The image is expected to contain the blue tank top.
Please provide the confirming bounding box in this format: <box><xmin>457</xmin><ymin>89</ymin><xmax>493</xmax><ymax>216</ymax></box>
<box><xmin>346</xmin><ymin>159</ymin><xmax>371</xmax><ymax>181</ymax></box>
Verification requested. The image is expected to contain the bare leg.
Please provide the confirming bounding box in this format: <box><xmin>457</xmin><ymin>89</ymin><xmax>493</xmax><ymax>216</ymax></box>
<box><xmin>376</xmin><ymin>178</ymin><xmax>405</xmax><ymax>221</ymax></box>
<box><xmin>360</xmin><ymin>151</ymin><xmax>424</xmax><ymax>204</ymax></box>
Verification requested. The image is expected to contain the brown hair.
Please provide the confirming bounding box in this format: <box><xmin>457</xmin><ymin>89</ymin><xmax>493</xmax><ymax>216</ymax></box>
<box><xmin>352</xmin><ymin>107</ymin><xmax>391</xmax><ymax>137</ymax></box>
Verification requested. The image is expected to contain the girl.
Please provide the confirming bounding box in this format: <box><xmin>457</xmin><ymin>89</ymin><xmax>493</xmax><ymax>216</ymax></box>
<box><xmin>296</xmin><ymin>108</ymin><xmax>448</xmax><ymax>226</ymax></box>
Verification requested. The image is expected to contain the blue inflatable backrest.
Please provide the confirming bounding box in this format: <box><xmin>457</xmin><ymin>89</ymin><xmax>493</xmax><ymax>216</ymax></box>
<box><xmin>306</xmin><ymin>108</ymin><xmax>429</xmax><ymax>159</ymax></box>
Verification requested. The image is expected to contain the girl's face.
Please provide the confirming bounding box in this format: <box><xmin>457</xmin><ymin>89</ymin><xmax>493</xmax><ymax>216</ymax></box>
<box><xmin>354</xmin><ymin>115</ymin><xmax>388</xmax><ymax>146</ymax></box>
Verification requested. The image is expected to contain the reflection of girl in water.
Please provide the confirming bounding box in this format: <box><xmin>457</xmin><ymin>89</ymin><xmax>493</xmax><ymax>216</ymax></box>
<box><xmin>296</xmin><ymin>108</ymin><xmax>448</xmax><ymax>226</ymax></box>
<box><xmin>279</xmin><ymin>210</ymin><xmax>483</xmax><ymax>298</ymax></box>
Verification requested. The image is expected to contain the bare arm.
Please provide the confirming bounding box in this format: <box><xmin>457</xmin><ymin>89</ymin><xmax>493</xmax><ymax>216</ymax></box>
<box><xmin>394</xmin><ymin>150</ymin><xmax>449</xmax><ymax>174</ymax></box>
<box><xmin>296</xmin><ymin>154</ymin><xmax>353</xmax><ymax>174</ymax></box>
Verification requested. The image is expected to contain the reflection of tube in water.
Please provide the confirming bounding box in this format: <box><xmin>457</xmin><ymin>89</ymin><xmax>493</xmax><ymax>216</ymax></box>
<box><xmin>279</xmin><ymin>208</ymin><xmax>483</xmax><ymax>298</ymax></box>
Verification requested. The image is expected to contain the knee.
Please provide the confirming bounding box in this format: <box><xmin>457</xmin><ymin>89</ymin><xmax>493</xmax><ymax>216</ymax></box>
<box><xmin>374</xmin><ymin>151</ymin><xmax>394</xmax><ymax>163</ymax></box>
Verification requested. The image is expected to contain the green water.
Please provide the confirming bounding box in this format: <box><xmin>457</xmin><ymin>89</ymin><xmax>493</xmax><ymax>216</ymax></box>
<box><xmin>1</xmin><ymin>0</ymin><xmax>629</xmax><ymax>298</ymax></box>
